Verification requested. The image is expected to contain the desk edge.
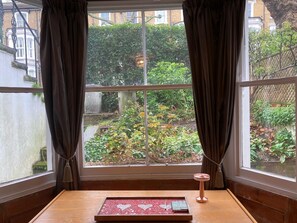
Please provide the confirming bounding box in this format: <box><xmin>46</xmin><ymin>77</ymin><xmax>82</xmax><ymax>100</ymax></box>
<box><xmin>227</xmin><ymin>189</ymin><xmax>257</xmax><ymax>223</ymax></box>
<box><xmin>28</xmin><ymin>190</ymin><xmax>65</xmax><ymax>223</ymax></box>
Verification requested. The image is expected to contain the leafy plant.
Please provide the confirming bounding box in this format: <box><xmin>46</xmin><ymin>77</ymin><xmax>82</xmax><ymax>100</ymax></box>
<box><xmin>146</xmin><ymin>62</ymin><xmax>194</xmax><ymax>119</ymax></box>
<box><xmin>249</xmin><ymin>22</ymin><xmax>297</xmax><ymax>66</ymax></box>
<box><xmin>251</xmin><ymin>100</ymin><xmax>295</xmax><ymax>128</ymax></box>
<box><xmin>84</xmin><ymin>135</ymin><xmax>108</xmax><ymax>162</ymax></box>
<box><xmin>269</xmin><ymin>105</ymin><xmax>295</xmax><ymax>127</ymax></box>
<box><xmin>270</xmin><ymin>128</ymin><xmax>295</xmax><ymax>163</ymax></box>
<box><xmin>84</xmin><ymin>100</ymin><xmax>201</xmax><ymax>164</ymax></box>
<box><xmin>251</xmin><ymin>100</ymin><xmax>271</xmax><ymax>126</ymax></box>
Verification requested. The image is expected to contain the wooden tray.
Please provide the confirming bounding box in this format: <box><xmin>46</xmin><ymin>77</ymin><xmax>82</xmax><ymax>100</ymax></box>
<box><xmin>94</xmin><ymin>197</ymin><xmax>192</xmax><ymax>222</ymax></box>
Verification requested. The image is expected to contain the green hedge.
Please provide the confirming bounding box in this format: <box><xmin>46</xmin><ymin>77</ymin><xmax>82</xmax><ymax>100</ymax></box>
<box><xmin>87</xmin><ymin>24</ymin><xmax>190</xmax><ymax>86</ymax></box>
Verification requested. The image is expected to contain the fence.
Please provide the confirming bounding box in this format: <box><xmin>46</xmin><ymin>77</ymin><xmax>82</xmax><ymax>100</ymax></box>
<box><xmin>251</xmin><ymin>45</ymin><xmax>297</xmax><ymax>104</ymax></box>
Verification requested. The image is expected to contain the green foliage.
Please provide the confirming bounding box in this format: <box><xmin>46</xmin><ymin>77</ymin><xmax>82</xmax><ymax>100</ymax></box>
<box><xmin>249</xmin><ymin>22</ymin><xmax>297</xmax><ymax>64</ymax></box>
<box><xmin>87</xmin><ymin>24</ymin><xmax>189</xmax><ymax>86</ymax></box>
<box><xmin>251</xmin><ymin>100</ymin><xmax>295</xmax><ymax>127</ymax></box>
<box><xmin>87</xmin><ymin>24</ymin><xmax>142</xmax><ymax>86</ymax></box>
<box><xmin>250</xmin><ymin>133</ymin><xmax>267</xmax><ymax>162</ymax></box>
<box><xmin>251</xmin><ymin>100</ymin><xmax>271</xmax><ymax>125</ymax></box>
<box><xmin>84</xmin><ymin>135</ymin><xmax>108</xmax><ymax>162</ymax></box>
<box><xmin>270</xmin><ymin>128</ymin><xmax>295</xmax><ymax>163</ymax></box>
<box><xmin>84</xmin><ymin>100</ymin><xmax>201</xmax><ymax>164</ymax></box>
<box><xmin>101</xmin><ymin>92</ymin><xmax>118</xmax><ymax>112</ymax></box>
<box><xmin>117</xmin><ymin>100</ymin><xmax>144</xmax><ymax>138</ymax></box>
<box><xmin>269</xmin><ymin>105</ymin><xmax>295</xmax><ymax>127</ymax></box>
<box><xmin>148</xmin><ymin>61</ymin><xmax>190</xmax><ymax>84</ymax></box>
<box><xmin>145</xmin><ymin>62</ymin><xmax>193</xmax><ymax>118</ymax></box>
<box><xmin>251</xmin><ymin>100</ymin><xmax>296</xmax><ymax>163</ymax></box>
<box><xmin>31</xmin><ymin>82</ymin><xmax>44</xmax><ymax>102</ymax></box>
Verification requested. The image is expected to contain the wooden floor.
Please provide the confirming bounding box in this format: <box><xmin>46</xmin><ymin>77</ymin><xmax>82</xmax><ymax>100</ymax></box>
<box><xmin>30</xmin><ymin>189</ymin><xmax>256</xmax><ymax>223</ymax></box>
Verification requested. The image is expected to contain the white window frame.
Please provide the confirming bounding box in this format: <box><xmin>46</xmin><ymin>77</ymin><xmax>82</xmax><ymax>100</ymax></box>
<box><xmin>15</xmin><ymin>36</ymin><xmax>35</xmax><ymax>59</ymax></box>
<box><xmin>15</xmin><ymin>36</ymin><xmax>25</xmax><ymax>59</ymax></box>
<box><xmin>15</xmin><ymin>12</ymin><xmax>28</xmax><ymax>28</ymax></box>
<box><xmin>155</xmin><ymin>10</ymin><xmax>167</xmax><ymax>24</ymax></box>
<box><xmin>247</xmin><ymin>0</ymin><xmax>255</xmax><ymax>18</ymax></box>
<box><xmin>0</xmin><ymin>87</ymin><xmax>55</xmax><ymax>203</ymax></box>
<box><xmin>80</xmin><ymin>4</ymin><xmax>201</xmax><ymax>181</ymax></box>
<box><xmin>225</xmin><ymin>0</ymin><xmax>297</xmax><ymax>200</ymax></box>
<box><xmin>26</xmin><ymin>37</ymin><xmax>34</xmax><ymax>59</ymax></box>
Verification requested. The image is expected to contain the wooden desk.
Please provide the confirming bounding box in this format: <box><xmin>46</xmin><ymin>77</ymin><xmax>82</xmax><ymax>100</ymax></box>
<box><xmin>30</xmin><ymin>189</ymin><xmax>256</xmax><ymax>223</ymax></box>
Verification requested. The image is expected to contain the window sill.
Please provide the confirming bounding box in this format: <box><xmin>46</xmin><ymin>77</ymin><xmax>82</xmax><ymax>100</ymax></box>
<box><xmin>80</xmin><ymin>163</ymin><xmax>201</xmax><ymax>181</ymax></box>
<box><xmin>0</xmin><ymin>172</ymin><xmax>55</xmax><ymax>203</ymax></box>
<box><xmin>228</xmin><ymin>171</ymin><xmax>297</xmax><ymax>200</ymax></box>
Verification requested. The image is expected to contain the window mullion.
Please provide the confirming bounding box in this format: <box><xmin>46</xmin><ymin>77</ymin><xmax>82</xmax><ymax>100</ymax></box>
<box><xmin>295</xmin><ymin>80</ymin><xmax>297</xmax><ymax>184</ymax></box>
<box><xmin>141</xmin><ymin>10</ymin><xmax>150</xmax><ymax>166</ymax></box>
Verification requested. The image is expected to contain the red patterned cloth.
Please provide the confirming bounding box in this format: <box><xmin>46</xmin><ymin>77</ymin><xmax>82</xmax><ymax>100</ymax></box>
<box><xmin>99</xmin><ymin>198</ymin><xmax>186</xmax><ymax>215</ymax></box>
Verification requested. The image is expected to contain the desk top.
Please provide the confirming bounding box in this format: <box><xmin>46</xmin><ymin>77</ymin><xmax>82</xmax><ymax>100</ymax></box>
<box><xmin>30</xmin><ymin>189</ymin><xmax>256</xmax><ymax>223</ymax></box>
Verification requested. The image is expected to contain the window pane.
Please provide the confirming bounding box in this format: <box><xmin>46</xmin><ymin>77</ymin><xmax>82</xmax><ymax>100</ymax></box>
<box><xmin>146</xmin><ymin>10</ymin><xmax>190</xmax><ymax>84</ymax></box>
<box><xmin>99</xmin><ymin>13</ymin><xmax>110</xmax><ymax>26</ymax></box>
<box><xmin>248</xmin><ymin>20</ymin><xmax>297</xmax><ymax>81</ymax></box>
<box><xmin>87</xmin><ymin>11</ymin><xmax>143</xmax><ymax>86</ymax></box>
<box><xmin>83</xmin><ymin>91</ymin><xmax>146</xmax><ymax>166</ymax></box>
<box><xmin>154</xmin><ymin>10</ymin><xmax>167</xmax><ymax>24</ymax></box>
<box><xmin>240</xmin><ymin>84</ymin><xmax>296</xmax><ymax>178</ymax></box>
<box><xmin>147</xmin><ymin>89</ymin><xmax>202</xmax><ymax>164</ymax></box>
<box><xmin>0</xmin><ymin>93</ymin><xmax>51</xmax><ymax>184</ymax></box>
<box><xmin>85</xmin><ymin>8</ymin><xmax>198</xmax><ymax>168</ymax></box>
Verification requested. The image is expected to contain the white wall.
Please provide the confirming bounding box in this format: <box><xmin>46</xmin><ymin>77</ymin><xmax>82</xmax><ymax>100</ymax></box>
<box><xmin>0</xmin><ymin>49</ymin><xmax>47</xmax><ymax>183</ymax></box>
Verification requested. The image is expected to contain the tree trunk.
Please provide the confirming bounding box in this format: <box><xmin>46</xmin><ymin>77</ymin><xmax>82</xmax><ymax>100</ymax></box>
<box><xmin>262</xmin><ymin>0</ymin><xmax>297</xmax><ymax>31</ymax></box>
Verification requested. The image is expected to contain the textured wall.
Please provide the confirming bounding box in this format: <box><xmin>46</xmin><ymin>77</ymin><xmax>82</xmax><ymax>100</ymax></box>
<box><xmin>0</xmin><ymin>48</ymin><xmax>47</xmax><ymax>183</ymax></box>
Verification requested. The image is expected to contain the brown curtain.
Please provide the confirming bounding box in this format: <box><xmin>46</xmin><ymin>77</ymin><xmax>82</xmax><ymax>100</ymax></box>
<box><xmin>183</xmin><ymin>0</ymin><xmax>245</xmax><ymax>189</ymax></box>
<box><xmin>40</xmin><ymin>0</ymin><xmax>88</xmax><ymax>192</ymax></box>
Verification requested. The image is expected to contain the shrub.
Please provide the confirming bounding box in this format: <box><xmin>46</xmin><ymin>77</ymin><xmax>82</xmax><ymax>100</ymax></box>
<box><xmin>251</xmin><ymin>100</ymin><xmax>295</xmax><ymax>128</ymax></box>
<box><xmin>251</xmin><ymin>100</ymin><xmax>271</xmax><ymax>125</ymax></box>
<box><xmin>270</xmin><ymin>128</ymin><xmax>295</xmax><ymax>163</ymax></box>
<box><xmin>84</xmin><ymin>100</ymin><xmax>201</xmax><ymax>164</ymax></box>
<box><xmin>269</xmin><ymin>105</ymin><xmax>295</xmax><ymax>127</ymax></box>
<box><xmin>87</xmin><ymin>24</ymin><xmax>190</xmax><ymax>86</ymax></box>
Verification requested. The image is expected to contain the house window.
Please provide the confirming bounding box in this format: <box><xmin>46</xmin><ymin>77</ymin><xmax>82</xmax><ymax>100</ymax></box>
<box><xmin>16</xmin><ymin>37</ymin><xmax>24</xmax><ymax>58</ymax></box>
<box><xmin>27</xmin><ymin>38</ymin><xmax>34</xmax><ymax>58</ymax></box>
<box><xmin>82</xmin><ymin>8</ymin><xmax>200</xmax><ymax>179</ymax></box>
<box><xmin>15</xmin><ymin>37</ymin><xmax>35</xmax><ymax>59</ymax></box>
<box><xmin>246</xmin><ymin>0</ymin><xmax>256</xmax><ymax>18</ymax></box>
<box><xmin>236</xmin><ymin>0</ymin><xmax>297</xmax><ymax>195</ymax></box>
<box><xmin>155</xmin><ymin>10</ymin><xmax>167</xmax><ymax>24</ymax></box>
<box><xmin>15</xmin><ymin>12</ymin><xmax>28</xmax><ymax>28</ymax></box>
<box><xmin>126</xmin><ymin>11</ymin><xmax>137</xmax><ymax>24</ymax></box>
<box><xmin>99</xmin><ymin>13</ymin><xmax>110</xmax><ymax>26</ymax></box>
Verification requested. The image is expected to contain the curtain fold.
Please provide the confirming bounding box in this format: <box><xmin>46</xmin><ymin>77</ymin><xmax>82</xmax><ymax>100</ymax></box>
<box><xmin>40</xmin><ymin>0</ymin><xmax>88</xmax><ymax>192</ymax></box>
<box><xmin>183</xmin><ymin>0</ymin><xmax>245</xmax><ymax>189</ymax></box>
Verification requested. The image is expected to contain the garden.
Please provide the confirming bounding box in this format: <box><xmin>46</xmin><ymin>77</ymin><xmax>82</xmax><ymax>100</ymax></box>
<box><xmin>84</xmin><ymin>21</ymin><xmax>297</xmax><ymax>171</ymax></box>
<box><xmin>84</xmin><ymin>23</ymin><xmax>201</xmax><ymax>165</ymax></box>
<box><xmin>248</xmin><ymin>22</ymin><xmax>297</xmax><ymax>177</ymax></box>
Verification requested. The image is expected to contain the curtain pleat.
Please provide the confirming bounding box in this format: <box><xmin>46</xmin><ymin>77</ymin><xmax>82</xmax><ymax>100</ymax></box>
<box><xmin>40</xmin><ymin>0</ymin><xmax>88</xmax><ymax>192</ymax></box>
<box><xmin>183</xmin><ymin>0</ymin><xmax>245</xmax><ymax>189</ymax></box>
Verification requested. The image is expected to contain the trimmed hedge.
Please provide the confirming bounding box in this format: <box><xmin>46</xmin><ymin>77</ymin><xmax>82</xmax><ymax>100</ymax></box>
<box><xmin>87</xmin><ymin>24</ymin><xmax>190</xmax><ymax>86</ymax></box>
